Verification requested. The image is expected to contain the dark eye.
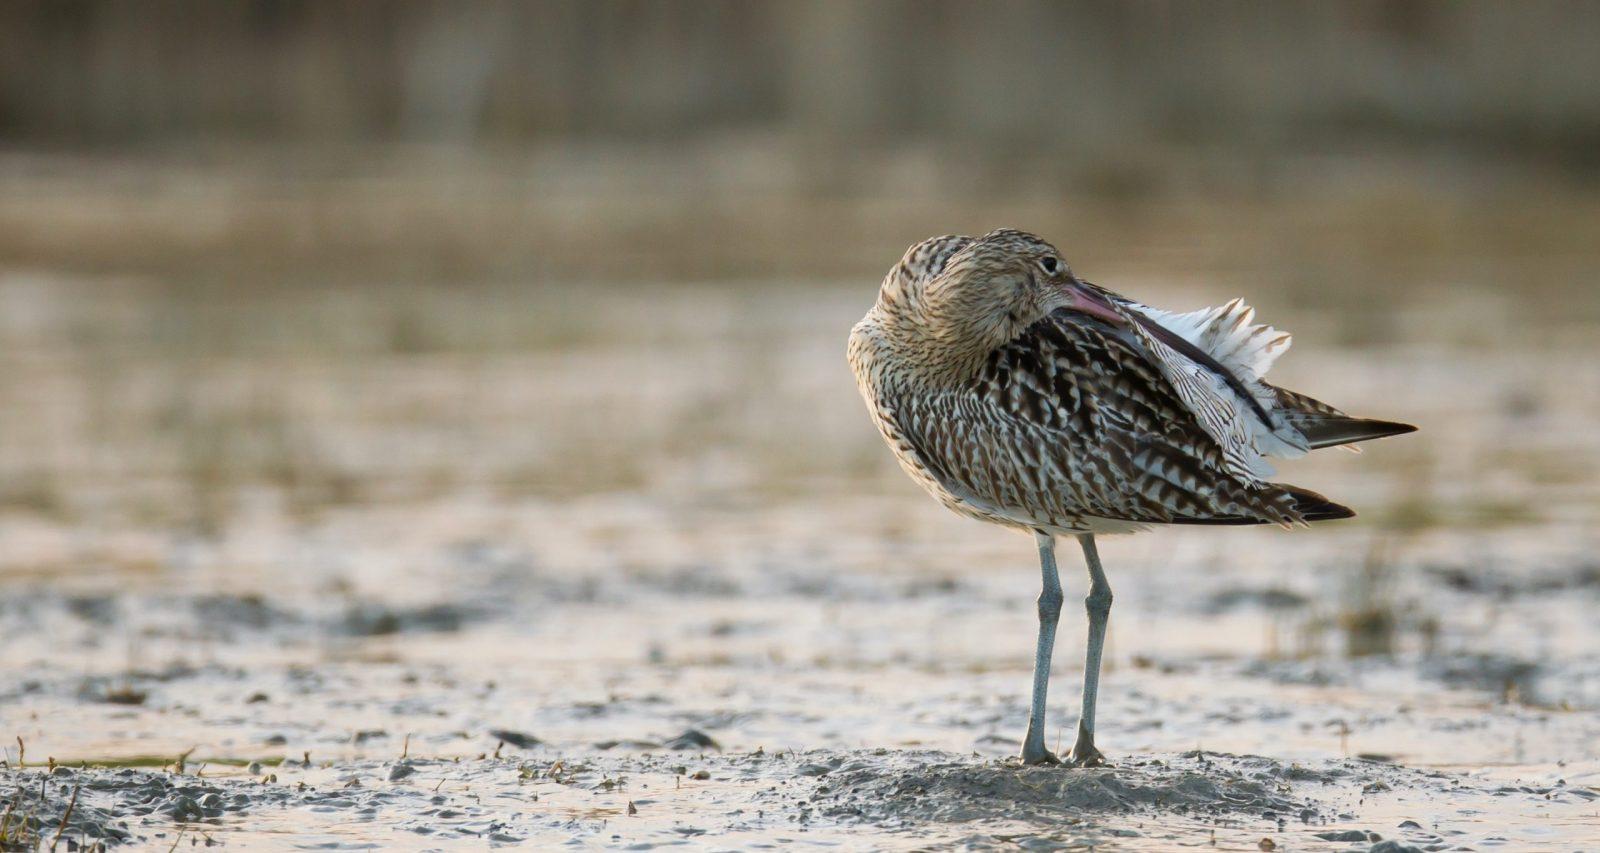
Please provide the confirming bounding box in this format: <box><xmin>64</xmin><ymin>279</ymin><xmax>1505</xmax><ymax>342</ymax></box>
<box><xmin>1037</xmin><ymin>256</ymin><xmax>1060</xmax><ymax>275</ymax></box>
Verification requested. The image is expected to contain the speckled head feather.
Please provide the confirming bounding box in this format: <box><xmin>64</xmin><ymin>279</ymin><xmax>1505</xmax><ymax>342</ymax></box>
<box><xmin>871</xmin><ymin>230</ymin><xmax>1084</xmax><ymax>381</ymax></box>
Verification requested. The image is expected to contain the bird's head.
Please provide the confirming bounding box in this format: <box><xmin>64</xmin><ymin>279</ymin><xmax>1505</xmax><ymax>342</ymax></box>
<box><xmin>874</xmin><ymin>229</ymin><xmax>1124</xmax><ymax>361</ymax></box>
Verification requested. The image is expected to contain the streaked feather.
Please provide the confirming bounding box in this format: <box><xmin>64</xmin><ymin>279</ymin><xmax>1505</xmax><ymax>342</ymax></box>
<box><xmin>869</xmin><ymin>312</ymin><xmax>1321</xmax><ymax>532</ymax></box>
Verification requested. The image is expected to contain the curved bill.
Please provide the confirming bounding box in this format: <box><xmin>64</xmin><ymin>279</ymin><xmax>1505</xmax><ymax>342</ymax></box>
<box><xmin>1061</xmin><ymin>281</ymin><xmax>1128</xmax><ymax>327</ymax></box>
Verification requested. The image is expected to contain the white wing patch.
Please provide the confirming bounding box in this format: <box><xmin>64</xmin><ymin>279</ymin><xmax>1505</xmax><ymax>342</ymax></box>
<box><xmin>1134</xmin><ymin>298</ymin><xmax>1291</xmax><ymax>383</ymax></box>
<box><xmin>1121</xmin><ymin>298</ymin><xmax>1309</xmax><ymax>483</ymax></box>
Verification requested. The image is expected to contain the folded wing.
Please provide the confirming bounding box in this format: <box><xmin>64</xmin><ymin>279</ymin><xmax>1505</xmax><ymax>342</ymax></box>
<box><xmin>900</xmin><ymin>315</ymin><xmax>1342</xmax><ymax>529</ymax></box>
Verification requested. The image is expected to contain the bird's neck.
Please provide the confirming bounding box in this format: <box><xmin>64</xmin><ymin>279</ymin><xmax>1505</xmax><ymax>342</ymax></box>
<box><xmin>869</xmin><ymin>304</ymin><xmax>1004</xmax><ymax>388</ymax></box>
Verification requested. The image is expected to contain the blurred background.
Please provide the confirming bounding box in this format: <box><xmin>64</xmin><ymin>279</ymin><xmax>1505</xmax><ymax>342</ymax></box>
<box><xmin>3</xmin><ymin>0</ymin><xmax>1597</xmax><ymax>537</ymax></box>
<box><xmin>2</xmin><ymin>0</ymin><xmax>1600</xmax><ymax>814</ymax></box>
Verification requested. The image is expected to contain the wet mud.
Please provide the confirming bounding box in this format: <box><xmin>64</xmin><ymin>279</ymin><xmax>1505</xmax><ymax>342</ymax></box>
<box><xmin>3</xmin><ymin>275</ymin><xmax>1599</xmax><ymax>849</ymax></box>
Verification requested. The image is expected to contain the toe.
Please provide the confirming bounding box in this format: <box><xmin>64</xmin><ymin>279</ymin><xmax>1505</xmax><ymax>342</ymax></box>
<box><xmin>1067</xmin><ymin>748</ymin><xmax>1106</xmax><ymax>768</ymax></box>
<box><xmin>1020</xmin><ymin>747</ymin><xmax>1061</xmax><ymax>766</ymax></box>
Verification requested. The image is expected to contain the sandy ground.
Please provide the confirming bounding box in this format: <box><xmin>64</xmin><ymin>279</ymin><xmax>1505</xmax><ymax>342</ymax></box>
<box><xmin>2</xmin><ymin>272</ymin><xmax>1599</xmax><ymax>850</ymax></box>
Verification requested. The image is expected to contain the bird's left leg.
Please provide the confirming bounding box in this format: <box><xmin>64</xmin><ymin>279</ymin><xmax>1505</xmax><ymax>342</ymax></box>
<box><xmin>1068</xmin><ymin>533</ymin><xmax>1112</xmax><ymax>767</ymax></box>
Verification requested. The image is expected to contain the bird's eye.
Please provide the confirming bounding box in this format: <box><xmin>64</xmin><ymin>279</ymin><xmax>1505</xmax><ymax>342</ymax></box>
<box><xmin>1037</xmin><ymin>256</ymin><xmax>1060</xmax><ymax>275</ymax></box>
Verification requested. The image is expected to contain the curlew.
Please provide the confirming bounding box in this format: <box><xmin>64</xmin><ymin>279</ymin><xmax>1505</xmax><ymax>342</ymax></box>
<box><xmin>847</xmin><ymin>229</ymin><xmax>1415</xmax><ymax>766</ymax></box>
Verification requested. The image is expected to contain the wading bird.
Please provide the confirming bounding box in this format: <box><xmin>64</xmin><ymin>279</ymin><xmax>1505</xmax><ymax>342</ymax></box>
<box><xmin>847</xmin><ymin>229</ymin><xmax>1414</xmax><ymax>766</ymax></box>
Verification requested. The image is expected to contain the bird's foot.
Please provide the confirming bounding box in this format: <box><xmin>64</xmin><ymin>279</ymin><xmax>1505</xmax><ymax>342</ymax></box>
<box><xmin>1021</xmin><ymin>750</ymin><xmax>1061</xmax><ymax>766</ymax></box>
<box><xmin>1065</xmin><ymin>745</ymin><xmax>1106</xmax><ymax>768</ymax></box>
<box><xmin>1020</xmin><ymin>733</ymin><xmax>1061</xmax><ymax>766</ymax></box>
<box><xmin>1066</xmin><ymin>730</ymin><xmax>1106</xmax><ymax>768</ymax></box>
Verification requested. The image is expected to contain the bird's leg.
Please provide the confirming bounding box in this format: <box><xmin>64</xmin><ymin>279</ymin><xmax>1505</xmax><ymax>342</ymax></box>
<box><xmin>1021</xmin><ymin>531</ymin><xmax>1063</xmax><ymax>765</ymax></box>
<box><xmin>1068</xmin><ymin>533</ymin><xmax>1112</xmax><ymax>767</ymax></box>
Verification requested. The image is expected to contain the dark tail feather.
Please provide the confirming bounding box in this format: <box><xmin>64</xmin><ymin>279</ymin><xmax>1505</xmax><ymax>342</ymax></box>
<box><xmin>1295</xmin><ymin>417</ymin><xmax>1416</xmax><ymax>450</ymax></box>
<box><xmin>1284</xmin><ymin>485</ymin><xmax>1356</xmax><ymax>522</ymax></box>
<box><xmin>1168</xmin><ymin>485</ymin><xmax>1354</xmax><ymax>526</ymax></box>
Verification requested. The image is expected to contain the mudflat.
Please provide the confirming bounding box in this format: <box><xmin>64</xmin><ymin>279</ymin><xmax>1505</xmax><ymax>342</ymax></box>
<box><xmin>3</xmin><ymin>212</ymin><xmax>1598</xmax><ymax>848</ymax></box>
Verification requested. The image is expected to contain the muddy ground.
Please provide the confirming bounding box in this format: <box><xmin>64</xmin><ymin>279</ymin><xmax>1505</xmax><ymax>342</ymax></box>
<box><xmin>3</xmin><ymin>199</ymin><xmax>1600</xmax><ymax>849</ymax></box>
<box><xmin>3</xmin><ymin>510</ymin><xmax>1599</xmax><ymax>850</ymax></box>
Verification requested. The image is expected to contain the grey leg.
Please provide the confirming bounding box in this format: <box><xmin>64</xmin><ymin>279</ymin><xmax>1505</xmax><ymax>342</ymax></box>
<box><xmin>1020</xmin><ymin>531</ymin><xmax>1063</xmax><ymax>765</ymax></box>
<box><xmin>1068</xmin><ymin>533</ymin><xmax>1112</xmax><ymax>766</ymax></box>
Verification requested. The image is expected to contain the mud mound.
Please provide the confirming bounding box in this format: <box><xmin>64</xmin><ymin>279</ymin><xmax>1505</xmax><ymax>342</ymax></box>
<box><xmin>812</xmin><ymin>751</ymin><xmax>1317</xmax><ymax>826</ymax></box>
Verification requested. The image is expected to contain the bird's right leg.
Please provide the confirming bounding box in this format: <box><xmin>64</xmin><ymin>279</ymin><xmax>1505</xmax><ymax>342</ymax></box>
<box><xmin>1021</xmin><ymin>531</ymin><xmax>1063</xmax><ymax>765</ymax></box>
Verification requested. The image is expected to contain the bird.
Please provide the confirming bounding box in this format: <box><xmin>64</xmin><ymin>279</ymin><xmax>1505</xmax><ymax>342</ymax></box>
<box><xmin>847</xmin><ymin>229</ymin><xmax>1415</xmax><ymax>766</ymax></box>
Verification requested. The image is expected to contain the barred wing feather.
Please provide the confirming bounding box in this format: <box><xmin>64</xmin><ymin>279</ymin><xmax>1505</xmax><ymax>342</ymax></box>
<box><xmin>1111</xmin><ymin>298</ymin><xmax>1307</xmax><ymax>482</ymax></box>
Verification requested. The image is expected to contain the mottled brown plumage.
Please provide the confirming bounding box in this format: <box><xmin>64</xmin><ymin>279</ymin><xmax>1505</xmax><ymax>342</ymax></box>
<box><xmin>848</xmin><ymin>228</ymin><xmax>1414</xmax><ymax>765</ymax></box>
<box><xmin>849</xmin><ymin>229</ymin><xmax>1411</xmax><ymax>534</ymax></box>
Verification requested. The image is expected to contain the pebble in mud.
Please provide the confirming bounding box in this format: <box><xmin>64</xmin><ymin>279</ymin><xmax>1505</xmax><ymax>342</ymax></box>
<box><xmin>1315</xmin><ymin>829</ymin><xmax>1378</xmax><ymax>842</ymax></box>
<box><xmin>594</xmin><ymin>738</ymin><xmax>663</xmax><ymax>750</ymax></box>
<box><xmin>664</xmin><ymin>729</ymin><xmax>721</xmax><ymax>751</ymax></box>
<box><xmin>488</xmin><ymin>729</ymin><xmax>542</xmax><ymax>748</ymax></box>
<box><xmin>339</xmin><ymin>602</ymin><xmax>477</xmax><ymax>636</ymax></box>
<box><xmin>1367</xmin><ymin>842</ymin><xmax>1425</xmax><ymax>853</ymax></box>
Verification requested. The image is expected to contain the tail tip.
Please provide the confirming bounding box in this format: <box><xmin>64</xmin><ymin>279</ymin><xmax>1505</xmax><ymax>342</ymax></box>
<box><xmin>1288</xmin><ymin>486</ymin><xmax>1357</xmax><ymax>522</ymax></box>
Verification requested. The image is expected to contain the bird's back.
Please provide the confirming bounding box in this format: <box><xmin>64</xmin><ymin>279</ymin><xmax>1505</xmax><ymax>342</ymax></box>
<box><xmin>853</xmin><ymin>308</ymin><xmax>1348</xmax><ymax>534</ymax></box>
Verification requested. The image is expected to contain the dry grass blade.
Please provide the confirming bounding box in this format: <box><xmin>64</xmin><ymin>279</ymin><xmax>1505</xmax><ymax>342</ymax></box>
<box><xmin>48</xmin><ymin>782</ymin><xmax>80</xmax><ymax>852</ymax></box>
<box><xmin>0</xmin><ymin>791</ymin><xmax>18</xmax><ymax>845</ymax></box>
